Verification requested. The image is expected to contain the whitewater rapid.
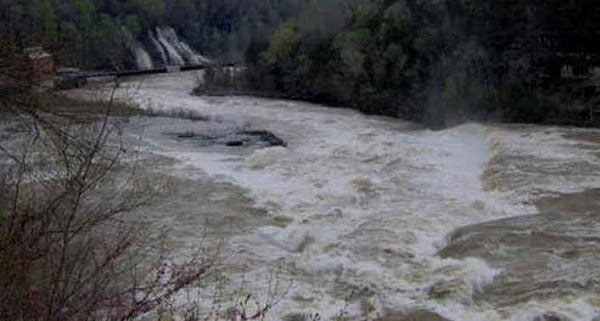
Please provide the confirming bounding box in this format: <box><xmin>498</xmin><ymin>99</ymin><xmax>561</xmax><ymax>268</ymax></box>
<box><xmin>114</xmin><ymin>71</ymin><xmax>600</xmax><ymax>321</ymax></box>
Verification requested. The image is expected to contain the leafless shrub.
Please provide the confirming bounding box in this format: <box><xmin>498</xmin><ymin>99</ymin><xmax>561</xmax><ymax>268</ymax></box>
<box><xmin>163</xmin><ymin>261</ymin><xmax>292</xmax><ymax>321</ymax></box>
<box><xmin>0</xmin><ymin>86</ymin><xmax>210</xmax><ymax>321</ymax></box>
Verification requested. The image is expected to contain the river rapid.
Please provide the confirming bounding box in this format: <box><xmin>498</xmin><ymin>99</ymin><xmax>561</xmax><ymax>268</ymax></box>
<box><xmin>113</xmin><ymin>71</ymin><xmax>600</xmax><ymax>321</ymax></box>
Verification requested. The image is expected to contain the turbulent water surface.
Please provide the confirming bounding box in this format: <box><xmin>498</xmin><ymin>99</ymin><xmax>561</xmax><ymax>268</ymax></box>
<box><xmin>113</xmin><ymin>71</ymin><xmax>600</xmax><ymax>321</ymax></box>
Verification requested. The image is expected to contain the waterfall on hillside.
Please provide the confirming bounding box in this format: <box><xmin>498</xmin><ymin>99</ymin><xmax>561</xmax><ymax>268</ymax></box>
<box><xmin>125</xmin><ymin>26</ymin><xmax>211</xmax><ymax>69</ymax></box>
<box><xmin>181</xmin><ymin>42</ymin><xmax>212</xmax><ymax>64</ymax></box>
<box><xmin>160</xmin><ymin>27</ymin><xmax>198</xmax><ymax>65</ymax></box>
<box><xmin>133</xmin><ymin>47</ymin><xmax>154</xmax><ymax>70</ymax></box>
<box><xmin>149</xmin><ymin>31</ymin><xmax>168</xmax><ymax>66</ymax></box>
<box><xmin>122</xmin><ymin>27</ymin><xmax>154</xmax><ymax>70</ymax></box>
<box><xmin>158</xmin><ymin>27</ymin><xmax>211</xmax><ymax>65</ymax></box>
<box><xmin>155</xmin><ymin>27</ymin><xmax>185</xmax><ymax>65</ymax></box>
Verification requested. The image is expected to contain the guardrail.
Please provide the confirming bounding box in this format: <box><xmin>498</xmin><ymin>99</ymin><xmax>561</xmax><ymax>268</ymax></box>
<box><xmin>82</xmin><ymin>63</ymin><xmax>239</xmax><ymax>79</ymax></box>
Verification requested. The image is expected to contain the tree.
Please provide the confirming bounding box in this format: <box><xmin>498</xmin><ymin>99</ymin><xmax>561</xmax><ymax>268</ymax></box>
<box><xmin>0</xmin><ymin>86</ymin><xmax>210</xmax><ymax>321</ymax></box>
<box><xmin>261</xmin><ymin>20</ymin><xmax>298</xmax><ymax>66</ymax></box>
<box><xmin>32</xmin><ymin>0</ymin><xmax>58</xmax><ymax>42</ymax></box>
<box><xmin>125</xmin><ymin>14</ymin><xmax>142</xmax><ymax>37</ymax></box>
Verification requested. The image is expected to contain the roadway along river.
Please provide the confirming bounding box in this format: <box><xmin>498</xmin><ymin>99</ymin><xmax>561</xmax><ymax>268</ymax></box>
<box><xmin>112</xmin><ymin>71</ymin><xmax>600</xmax><ymax>321</ymax></box>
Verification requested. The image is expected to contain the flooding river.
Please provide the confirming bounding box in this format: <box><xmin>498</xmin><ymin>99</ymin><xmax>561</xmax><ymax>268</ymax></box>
<box><xmin>114</xmin><ymin>71</ymin><xmax>600</xmax><ymax>321</ymax></box>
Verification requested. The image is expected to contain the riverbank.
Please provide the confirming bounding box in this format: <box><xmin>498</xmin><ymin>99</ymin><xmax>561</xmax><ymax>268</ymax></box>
<box><xmin>193</xmin><ymin>79</ymin><xmax>600</xmax><ymax>131</ymax></box>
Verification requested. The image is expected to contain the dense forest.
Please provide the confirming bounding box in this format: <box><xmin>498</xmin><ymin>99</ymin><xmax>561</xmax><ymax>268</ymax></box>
<box><xmin>1</xmin><ymin>0</ymin><xmax>600</xmax><ymax>127</ymax></box>
<box><xmin>236</xmin><ymin>0</ymin><xmax>600</xmax><ymax>127</ymax></box>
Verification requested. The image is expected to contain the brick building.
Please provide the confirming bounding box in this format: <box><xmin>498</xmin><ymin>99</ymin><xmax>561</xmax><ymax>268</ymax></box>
<box><xmin>16</xmin><ymin>47</ymin><xmax>55</xmax><ymax>84</ymax></box>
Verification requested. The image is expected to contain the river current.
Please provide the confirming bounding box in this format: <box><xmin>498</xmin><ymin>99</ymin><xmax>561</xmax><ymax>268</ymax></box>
<box><xmin>112</xmin><ymin>71</ymin><xmax>600</xmax><ymax>321</ymax></box>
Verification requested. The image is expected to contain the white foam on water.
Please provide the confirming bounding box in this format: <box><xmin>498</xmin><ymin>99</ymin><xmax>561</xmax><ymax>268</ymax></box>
<box><xmin>508</xmin><ymin>295</ymin><xmax>599</xmax><ymax>321</ymax></box>
<box><xmin>122</xmin><ymin>26</ymin><xmax>154</xmax><ymax>70</ymax></box>
<box><xmin>485</xmin><ymin>125</ymin><xmax>600</xmax><ymax>208</ymax></box>
<box><xmin>114</xmin><ymin>71</ymin><xmax>600</xmax><ymax>321</ymax></box>
<box><xmin>154</xmin><ymin>27</ymin><xmax>185</xmax><ymax>65</ymax></box>
<box><xmin>159</xmin><ymin>26</ymin><xmax>211</xmax><ymax>65</ymax></box>
<box><xmin>134</xmin><ymin>46</ymin><xmax>154</xmax><ymax>70</ymax></box>
<box><xmin>149</xmin><ymin>30</ymin><xmax>168</xmax><ymax>65</ymax></box>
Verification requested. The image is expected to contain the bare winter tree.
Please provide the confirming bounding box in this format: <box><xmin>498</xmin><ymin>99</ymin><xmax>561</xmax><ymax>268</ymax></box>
<box><xmin>0</xmin><ymin>25</ymin><xmax>278</xmax><ymax>320</ymax></box>
<box><xmin>0</xmin><ymin>84</ymin><xmax>212</xmax><ymax>321</ymax></box>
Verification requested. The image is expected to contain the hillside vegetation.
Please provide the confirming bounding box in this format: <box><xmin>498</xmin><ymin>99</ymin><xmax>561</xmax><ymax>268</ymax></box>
<box><xmin>236</xmin><ymin>0</ymin><xmax>600</xmax><ymax>128</ymax></box>
<box><xmin>0</xmin><ymin>0</ymin><xmax>304</xmax><ymax>69</ymax></box>
<box><xmin>2</xmin><ymin>0</ymin><xmax>599</xmax><ymax>126</ymax></box>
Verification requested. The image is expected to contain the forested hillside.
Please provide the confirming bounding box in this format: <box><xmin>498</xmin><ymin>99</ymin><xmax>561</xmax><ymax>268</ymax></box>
<box><xmin>0</xmin><ymin>0</ymin><xmax>303</xmax><ymax>70</ymax></box>
<box><xmin>239</xmin><ymin>0</ymin><xmax>600</xmax><ymax>127</ymax></box>
<box><xmin>2</xmin><ymin>0</ymin><xmax>599</xmax><ymax>127</ymax></box>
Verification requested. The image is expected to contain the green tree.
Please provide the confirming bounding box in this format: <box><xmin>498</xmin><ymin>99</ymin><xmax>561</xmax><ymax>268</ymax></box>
<box><xmin>125</xmin><ymin>14</ymin><xmax>142</xmax><ymax>37</ymax></box>
<box><xmin>73</xmin><ymin>0</ymin><xmax>95</xmax><ymax>31</ymax></box>
<box><xmin>132</xmin><ymin>0</ymin><xmax>165</xmax><ymax>20</ymax></box>
<box><xmin>92</xmin><ymin>13</ymin><xmax>126</xmax><ymax>69</ymax></box>
<box><xmin>261</xmin><ymin>20</ymin><xmax>298</xmax><ymax>66</ymax></box>
<box><xmin>32</xmin><ymin>0</ymin><xmax>57</xmax><ymax>41</ymax></box>
<box><xmin>337</xmin><ymin>29</ymin><xmax>371</xmax><ymax>78</ymax></box>
<box><xmin>58</xmin><ymin>21</ymin><xmax>82</xmax><ymax>66</ymax></box>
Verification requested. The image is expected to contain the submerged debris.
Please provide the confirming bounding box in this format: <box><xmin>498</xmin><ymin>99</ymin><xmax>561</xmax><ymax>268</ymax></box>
<box><xmin>170</xmin><ymin>128</ymin><xmax>287</xmax><ymax>149</ymax></box>
<box><xmin>242</xmin><ymin>130</ymin><xmax>287</xmax><ymax>147</ymax></box>
<box><xmin>226</xmin><ymin>140</ymin><xmax>244</xmax><ymax>146</ymax></box>
<box><xmin>533</xmin><ymin>312</ymin><xmax>571</xmax><ymax>321</ymax></box>
<box><xmin>377</xmin><ymin>310</ymin><xmax>450</xmax><ymax>321</ymax></box>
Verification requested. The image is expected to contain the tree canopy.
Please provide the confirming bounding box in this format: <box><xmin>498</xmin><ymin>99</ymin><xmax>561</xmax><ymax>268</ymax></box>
<box><xmin>2</xmin><ymin>0</ymin><xmax>598</xmax><ymax>127</ymax></box>
<box><xmin>242</xmin><ymin>0</ymin><xmax>600</xmax><ymax>127</ymax></box>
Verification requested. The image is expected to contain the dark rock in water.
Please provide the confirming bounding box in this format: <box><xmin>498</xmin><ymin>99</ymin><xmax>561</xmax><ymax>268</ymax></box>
<box><xmin>226</xmin><ymin>140</ymin><xmax>244</xmax><ymax>146</ymax></box>
<box><xmin>242</xmin><ymin>130</ymin><xmax>287</xmax><ymax>147</ymax></box>
<box><xmin>533</xmin><ymin>312</ymin><xmax>570</xmax><ymax>321</ymax></box>
<box><xmin>170</xmin><ymin>129</ymin><xmax>286</xmax><ymax>149</ymax></box>
<box><xmin>439</xmin><ymin>190</ymin><xmax>600</xmax><ymax>308</ymax></box>
<box><xmin>282</xmin><ymin>313</ymin><xmax>312</xmax><ymax>321</ymax></box>
<box><xmin>377</xmin><ymin>310</ymin><xmax>450</xmax><ymax>321</ymax></box>
<box><xmin>177</xmin><ymin>131</ymin><xmax>196</xmax><ymax>138</ymax></box>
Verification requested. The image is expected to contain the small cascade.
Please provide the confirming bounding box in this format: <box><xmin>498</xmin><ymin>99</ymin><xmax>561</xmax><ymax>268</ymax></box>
<box><xmin>160</xmin><ymin>27</ymin><xmax>198</xmax><ymax>65</ymax></box>
<box><xmin>180</xmin><ymin>42</ymin><xmax>212</xmax><ymax>64</ymax></box>
<box><xmin>159</xmin><ymin>27</ymin><xmax>211</xmax><ymax>65</ymax></box>
<box><xmin>155</xmin><ymin>27</ymin><xmax>185</xmax><ymax>65</ymax></box>
<box><xmin>124</xmin><ymin>26</ymin><xmax>211</xmax><ymax>69</ymax></box>
<box><xmin>149</xmin><ymin>30</ymin><xmax>168</xmax><ymax>66</ymax></box>
<box><xmin>122</xmin><ymin>27</ymin><xmax>154</xmax><ymax>70</ymax></box>
<box><xmin>133</xmin><ymin>46</ymin><xmax>154</xmax><ymax>70</ymax></box>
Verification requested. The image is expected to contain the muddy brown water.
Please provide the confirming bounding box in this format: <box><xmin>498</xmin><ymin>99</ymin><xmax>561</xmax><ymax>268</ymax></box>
<box><xmin>440</xmin><ymin>189</ymin><xmax>600</xmax><ymax>320</ymax></box>
<box><xmin>439</xmin><ymin>131</ymin><xmax>600</xmax><ymax>320</ymax></box>
<box><xmin>66</xmin><ymin>72</ymin><xmax>600</xmax><ymax>320</ymax></box>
